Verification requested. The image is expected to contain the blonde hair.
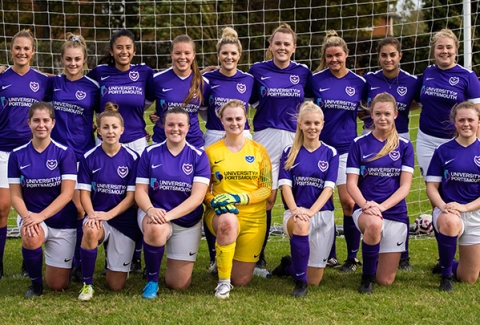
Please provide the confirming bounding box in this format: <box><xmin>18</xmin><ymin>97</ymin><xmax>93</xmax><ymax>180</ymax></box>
<box><xmin>450</xmin><ymin>101</ymin><xmax>480</xmax><ymax>138</ymax></box>
<box><xmin>97</xmin><ymin>102</ymin><xmax>124</xmax><ymax>127</ymax></box>
<box><xmin>284</xmin><ymin>101</ymin><xmax>324</xmax><ymax>170</ymax></box>
<box><xmin>171</xmin><ymin>35</ymin><xmax>205</xmax><ymax>106</ymax></box>
<box><xmin>216</xmin><ymin>27</ymin><xmax>242</xmax><ymax>54</ymax></box>
<box><xmin>368</xmin><ymin>92</ymin><xmax>399</xmax><ymax>161</ymax></box>
<box><xmin>61</xmin><ymin>33</ymin><xmax>88</xmax><ymax>74</ymax></box>
<box><xmin>430</xmin><ymin>28</ymin><xmax>459</xmax><ymax>62</ymax></box>
<box><xmin>266</xmin><ymin>23</ymin><xmax>297</xmax><ymax>60</ymax></box>
<box><xmin>314</xmin><ymin>30</ymin><xmax>348</xmax><ymax>73</ymax></box>
<box><xmin>10</xmin><ymin>29</ymin><xmax>35</xmax><ymax>64</ymax></box>
<box><xmin>217</xmin><ymin>99</ymin><xmax>247</xmax><ymax>119</ymax></box>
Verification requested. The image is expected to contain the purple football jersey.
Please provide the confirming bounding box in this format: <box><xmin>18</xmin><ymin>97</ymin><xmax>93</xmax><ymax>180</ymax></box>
<box><xmin>8</xmin><ymin>140</ymin><xmax>77</xmax><ymax>229</ymax></box>
<box><xmin>46</xmin><ymin>75</ymin><xmax>100</xmax><ymax>160</ymax></box>
<box><xmin>278</xmin><ymin>143</ymin><xmax>339</xmax><ymax>211</ymax></box>
<box><xmin>136</xmin><ymin>141</ymin><xmax>210</xmax><ymax>227</ymax></box>
<box><xmin>0</xmin><ymin>68</ymin><xmax>48</xmax><ymax>151</ymax></box>
<box><xmin>346</xmin><ymin>133</ymin><xmax>414</xmax><ymax>223</ymax></box>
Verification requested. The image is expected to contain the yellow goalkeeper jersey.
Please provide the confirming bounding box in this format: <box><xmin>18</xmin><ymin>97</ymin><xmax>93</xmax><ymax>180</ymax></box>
<box><xmin>205</xmin><ymin>138</ymin><xmax>272</xmax><ymax>218</ymax></box>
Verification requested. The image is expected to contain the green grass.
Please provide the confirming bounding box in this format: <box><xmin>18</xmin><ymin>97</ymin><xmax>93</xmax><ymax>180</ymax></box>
<box><xmin>2</xmin><ymin>235</ymin><xmax>480</xmax><ymax>324</ymax></box>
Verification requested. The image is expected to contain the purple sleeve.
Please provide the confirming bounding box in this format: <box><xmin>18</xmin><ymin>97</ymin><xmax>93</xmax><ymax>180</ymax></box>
<box><xmin>44</xmin><ymin>76</ymin><xmax>54</xmax><ymax>102</ymax></box>
<box><xmin>304</xmin><ymin>71</ymin><xmax>313</xmax><ymax>99</ymax></box>
<box><xmin>128</xmin><ymin>157</ymin><xmax>139</xmax><ymax>188</ymax></box>
<box><xmin>7</xmin><ymin>151</ymin><xmax>19</xmax><ymax>180</ymax></box>
<box><xmin>248</xmin><ymin>66</ymin><xmax>259</xmax><ymax>105</ymax></box>
<box><xmin>278</xmin><ymin>148</ymin><xmax>292</xmax><ymax>182</ymax></box>
<box><xmin>136</xmin><ymin>150</ymin><xmax>150</xmax><ymax>180</ymax></box>
<box><xmin>145</xmin><ymin>69</ymin><xmax>155</xmax><ymax>103</ymax></box>
<box><xmin>86</xmin><ymin>68</ymin><xmax>97</xmax><ymax>81</ymax></box>
<box><xmin>202</xmin><ymin>78</ymin><xmax>211</xmax><ymax>107</ymax></box>
<box><xmin>326</xmin><ymin>150</ymin><xmax>339</xmax><ymax>183</ymax></box>
<box><xmin>403</xmin><ymin>142</ymin><xmax>415</xmax><ymax>171</ymax></box>
<box><xmin>467</xmin><ymin>71</ymin><xmax>480</xmax><ymax>101</ymax></box>
<box><xmin>60</xmin><ymin>148</ymin><xmax>78</xmax><ymax>177</ymax></box>
<box><xmin>194</xmin><ymin>151</ymin><xmax>211</xmax><ymax>181</ymax></box>
<box><xmin>426</xmin><ymin>148</ymin><xmax>443</xmax><ymax>178</ymax></box>
<box><xmin>346</xmin><ymin>140</ymin><xmax>360</xmax><ymax>172</ymax></box>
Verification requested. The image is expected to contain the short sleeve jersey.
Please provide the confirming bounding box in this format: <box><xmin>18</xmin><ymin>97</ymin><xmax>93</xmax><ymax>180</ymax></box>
<box><xmin>202</xmin><ymin>69</ymin><xmax>254</xmax><ymax>131</ymax></box>
<box><xmin>311</xmin><ymin>69</ymin><xmax>367</xmax><ymax>154</ymax></box>
<box><xmin>419</xmin><ymin>64</ymin><xmax>480</xmax><ymax>139</ymax></box>
<box><xmin>87</xmin><ymin>63</ymin><xmax>154</xmax><ymax>143</ymax></box>
<box><xmin>8</xmin><ymin>140</ymin><xmax>77</xmax><ymax>229</ymax></box>
<box><xmin>426</xmin><ymin>139</ymin><xmax>480</xmax><ymax>205</ymax></box>
<box><xmin>248</xmin><ymin>60</ymin><xmax>312</xmax><ymax>132</ymax></box>
<box><xmin>150</xmin><ymin>68</ymin><xmax>211</xmax><ymax>147</ymax></box>
<box><xmin>346</xmin><ymin>133</ymin><xmax>414</xmax><ymax>223</ymax></box>
<box><xmin>278</xmin><ymin>143</ymin><xmax>339</xmax><ymax>211</ymax></box>
<box><xmin>0</xmin><ymin>68</ymin><xmax>48</xmax><ymax>151</ymax></box>
<box><xmin>136</xmin><ymin>141</ymin><xmax>210</xmax><ymax>227</ymax></box>
<box><xmin>364</xmin><ymin>69</ymin><xmax>419</xmax><ymax>133</ymax></box>
<box><xmin>46</xmin><ymin>75</ymin><xmax>100</xmax><ymax>161</ymax></box>
<box><xmin>205</xmin><ymin>138</ymin><xmax>272</xmax><ymax>217</ymax></box>
<box><xmin>78</xmin><ymin>145</ymin><xmax>140</xmax><ymax>241</ymax></box>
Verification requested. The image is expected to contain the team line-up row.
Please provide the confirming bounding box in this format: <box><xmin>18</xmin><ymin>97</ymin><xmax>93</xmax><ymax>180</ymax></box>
<box><xmin>0</xmin><ymin>24</ymin><xmax>479</xmax><ymax>299</ymax></box>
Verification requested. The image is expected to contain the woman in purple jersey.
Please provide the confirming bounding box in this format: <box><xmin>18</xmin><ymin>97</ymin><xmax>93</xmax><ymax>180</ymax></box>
<box><xmin>89</xmin><ymin>29</ymin><xmax>154</xmax><ymax>274</ymax></box>
<box><xmin>9</xmin><ymin>102</ymin><xmax>77</xmax><ymax>298</ymax></box>
<box><xmin>417</xmin><ymin>29</ymin><xmax>480</xmax><ymax>179</ymax></box>
<box><xmin>311</xmin><ymin>30</ymin><xmax>367</xmax><ymax>272</ymax></box>
<box><xmin>363</xmin><ymin>37</ymin><xmax>420</xmax><ymax>271</ymax></box>
<box><xmin>77</xmin><ymin>103</ymin><xmax>138</xmax><ymax>301</ymax></box>
<box><xmin>149</xmin><ymin>35</ymin><xmax>209</xmax><ymax>148</ymax></box>
<box><xmin>346</xmin><ymin>93</ymin><xmax>414</xmax><ymax>294</ymax></box>
<box><xmin>201</xmin><ymin>27</ymin><xmax>255</xmax><ymax>274</ymax></box>
<box><xmin>136</xmin><ymin>107</ymin><xmax>210</xmax><ymax>299</ymax></box>
<box><xmin>272</xmin><ymin>101</ymin><xmax>338</xmax><ymax>298</ymax></box>
<box><xmin>0</xmin><ymin>29</ymin><xmax>48</xmax><ymax>279</ymax></box>
<box><xmin>46</xmin><ymin>33</ymin><xmax>100</xmax><ymax>282</ymax></box>
<box><xmin>426</xmin><ymin>101</ymin><xmax>480</xmax><ymax>291</ymax></box>
<box><xmin>248</xmin><ymin>23</ymin><xmax>312</xmax><ymax>269</ymax></box>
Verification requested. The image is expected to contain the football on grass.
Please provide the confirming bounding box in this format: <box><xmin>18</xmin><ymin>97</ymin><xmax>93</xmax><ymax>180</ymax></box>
<box><xmin>413</xmin><ymin>214</ymin><xmax>434</xmax><ymax>235</ymax></box>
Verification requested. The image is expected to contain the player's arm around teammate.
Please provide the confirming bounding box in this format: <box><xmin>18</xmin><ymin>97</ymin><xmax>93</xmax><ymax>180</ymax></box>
<box><xmin>136</xmin><ymin>107</ymin><xmax>210</xmax><ymax>299</ymax></box>
<box><xmin>271</xmin><ymin>101</ymin><xmax>338</xmax><ymax>298</ymax></box>
<box><xmin>346</xmin><ymin>93</ymin><xmax>414</xmax><ymax>294</ymax></box>
<box><xmin>426</xmin><ymin>101</ymin><xmax>480</xmax><ymax>291</ymax></box>
<box><xmin>9</xmin><ymin>102</ymin><xmax>77</xmax><ymax>297</ymax></box>
<box><xmin>76</xmin><ymin>103</ymin><xmax>139</xmax><ymax>301</ymax></box>
<box><xmin>204</xmin><ymin>100</ymin><xmax>272</xmax><ymax>299</ymax></box>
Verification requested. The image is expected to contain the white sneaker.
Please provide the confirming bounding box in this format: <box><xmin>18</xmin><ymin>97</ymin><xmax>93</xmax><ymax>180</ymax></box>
<box><xmin>214</xmin><ymin>282</ymin><xmax>233</xmax><ymax>299</ymax></box>
<box><xmin>78</xmin><ymin>283</ymin><xmax>94</xmax><ymax>301</ymax></box>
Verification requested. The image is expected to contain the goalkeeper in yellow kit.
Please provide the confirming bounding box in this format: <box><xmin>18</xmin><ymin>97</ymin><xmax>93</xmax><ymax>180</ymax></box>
<box><xmin>204</xmin><ymin>100</ymin><xmax>272</xmax><ymax>299</ymax></box>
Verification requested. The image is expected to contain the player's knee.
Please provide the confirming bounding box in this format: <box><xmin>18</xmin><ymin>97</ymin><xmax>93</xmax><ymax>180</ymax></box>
<box><xmin>377</xmin><ymin>275</ymin><xmax>395</xmax><ymax>286</ymax></box>
<box><xmin>22</xmin><ymin>236</ymin><xmax>42</xmax><ymax>250</ymax></box>
<box><xmin>231</xmin><ymin>275</ymin><xmax>251</xmax><ymax>287</ymax></box>
<box><xmin>166</xmin><ymin>277</ymin><xmax>191</xmax><ymax>290</ymax></box>
<box><xmin>458</xmin><ymin>273</ymin><xmax>478</xmax><ymax>284</ymax></box>
<box><xmin>293</xmin><ymin>220</ymin><xmax>309</xmax><ymax>236</ymax></box>
<box><xmin>107</xmin><ymin>279</ymin><xmax>126</xmax><ymax>291</ymax></box>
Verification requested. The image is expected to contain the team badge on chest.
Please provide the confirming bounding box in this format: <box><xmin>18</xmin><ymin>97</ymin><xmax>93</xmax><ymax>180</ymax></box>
<box><xmin>449</xmin><ymin>77</ymin><xmax>459</xmax><ymax>86</ymax></box>
<box><xmin>290</xmin><ymin>75</ymin><xmax>300</xmax><ymax>85</ymax></box>
<box><xmin>389</xmin><ymin>151</ymin><xmax>400</xmax><ymax>161</ymax></box>
<box><xmin>75</xmin><ymin>91</ymin><xmax>87</xmax><ymax>100</ymax></box>
<box><xmin>318</xmin><ymin>160</ymin><xmax>328</xmax><ymax>172</ymax></box>
<box><xmin>237</xmin><ymin>83</ymin><xmax>246</xmax><ymax>94</ymax></box>
<box><xmin>117</xmin><ymin>166</ymin><xmax>129</xmax><ymax>178</ymax></box>
<box><xmin>345</xmin><ymin>86</ymin><xmax>355</xmax><ymax>96</ymax></box>
<box><xmin>182</xmin><ymin>164</ymin><xmax>193</xmax><ymax>175</ymax></box>
<box><xmin>46</xmin><ymin>160</ymin><xmax>58</xmax><ymax>170</ymax></box>
<box><xmin>397</xmin><ymin>86</ymin><xmax>407</xmax><ymax>96</ymax></box>
<box><xmin>30</xmin><ymin>82</ymin><xmax>39</xmax><ymax>92</ymax></box>
<box><xmin>245</xmin><ymin>156</ymin><xmax>255</xmax><ymax>164</ymax></box>
<box><xmin>129</xmin><ymin>71</ymin><xmax>139</xmax><ymax>82</ymax></box>
<box><xmin>474</xmin><ymin>156</ymin><xmax>480</xmax><ymax>168</ymax></box>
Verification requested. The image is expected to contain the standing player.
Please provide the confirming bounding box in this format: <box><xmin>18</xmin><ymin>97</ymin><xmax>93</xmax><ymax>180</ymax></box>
<box><xmin>9</xmin><ymin>102</ymin><xmax>77</xmax><ymax>297</ymax></box>
<box><xmin>46</xmin><ymin>33</ymin><xmax>100</xmax><ymax>281</ymax></box>
<box><xmin>0</xmin><ymin>29</ymin><xmax>48</xmax><ymax>278</ymax></box>
<box><xmin>417</xmin><ymin>28</ymin><xmax>480</xmax><ymax>179</ymax></box>
<box><xmin>204</xmin><ymin>100</ymin><xmax>272</xmax><ymax>299</ymax></box>
<box><xmin>149</xmin><ymin>35</ymin><xmax>210</xmax><ymax>149</ymax></box>
<box><xmin>272</xmin><ymin>101</ymin><xmax>338</xmax><ymax>297</ymax></box>
<box><xmin>248</xmin><ymin>23</ymin><xmax>311</xmax><ymax>268</ymax></box>
<box><xmin>136</xmin><ymin>107</ymin><xmax>210</xmax><ymax>299</ymax></box>
<box><xmin>426</xmin><ymin>101</ymin><xmax>480</xmax><ymax>291</ymax></box>
<box><xmin>346</xmin><ymin>93</ymin><xmax>414</xmax><ymax>294</ymax></box>
<box><xmin>76</xmin><ymin>103</ymin><xmax>139</xmax><ymax>301</ymax></box>
<box><xmin>363</xmin><ymin>37</ymin><xmax>419</xmax><ymax>271</ymax></box>
<box><xmin>88</xmin><ymin>29</ymin><xmax>154</xmax><ymax>273</ymax></box>
<box><xmin>311</xmin><ymin>30</ymin><xmax>367</xmax><ymax>272</ymax></box>
<box><xmin>202</xmin><ymin>27</ymin><xmax>254</xmax><ymax>273</ymax></box>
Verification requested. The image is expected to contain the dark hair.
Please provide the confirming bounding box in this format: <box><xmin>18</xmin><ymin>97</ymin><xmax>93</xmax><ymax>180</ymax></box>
<box><xmin>377</xmin><ymin>37</ymin><xmax>401</xmax><ymax>55</ymax></box>
<box><xmin>28</xmin><ymin>101</ymin><xmax>54</xmax><ymax>120</ymax></box>
<box><xmin>61</xmin><ymin>32</ymin><xmax>88</xmax><ymax>74</ymax></box>
<box><xmin>164</xmin><ymin>107</ymin><xmax>190</xmax><ymax>125</ymax></box>
<box><xmin>97</xmin><ymin>102</ymin><xmax>124</xmax><ymax>127</ymax></box>
<box><xmin>99</xmin><ymin>29</ymin><xmax>136</xmax><ymax>66</ymax></box>
<box><xmin>171</xmin><ymin>35</ymin><xmax>205</xmax><ymax>106</ymax></box>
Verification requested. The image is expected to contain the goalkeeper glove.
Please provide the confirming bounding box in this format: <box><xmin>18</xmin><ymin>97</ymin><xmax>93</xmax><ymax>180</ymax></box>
<box><xmin>211</xmin><ymin>193</ymin><xmax>249</xmax><ymax>207</ymax></box>
<box><xmin>213</xmin><ymin>203</ymin><xmax>239</xmax><ymax>215</ymax></box>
